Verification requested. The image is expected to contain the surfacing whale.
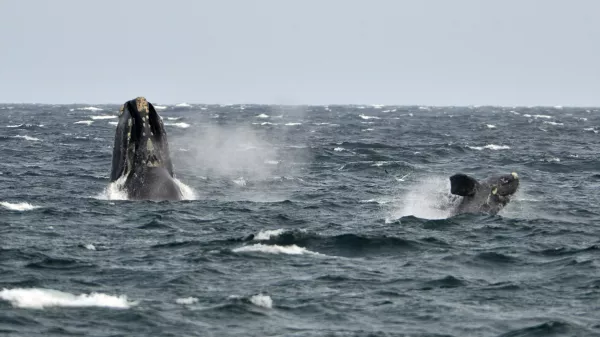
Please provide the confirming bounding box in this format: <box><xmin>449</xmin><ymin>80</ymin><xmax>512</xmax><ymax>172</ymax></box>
<box><xmin>110</xmin><ymin>97</ymin><xmax>183</xmax><ymax>200</ymax></box>
<box><xmin>449</xmin><ymin>172</ymin><xmax>519</xmax><ymax>215</ymax></box>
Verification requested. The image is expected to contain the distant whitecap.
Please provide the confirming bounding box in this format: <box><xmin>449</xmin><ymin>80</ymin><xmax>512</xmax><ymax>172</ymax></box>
<box><xmin>0</xmin><ymin>201</ymin><xmax>40</xmax><ymax>211</ymax></box>
<box><xmin>90</xmin><ymin>115</ymin><xmax>117</xmax><ymax>120</ymax></box>
<box><xmin>0</xmin><ymin>288</ymin><xmax>134</xmax><ymax>309</ymax></box>
<box><xmin>467</xmin><ymin>144</ymin><xmax>511</xmax><ymax>151</ymax></box>
<box><xmin>77</xmin><ymin>107</ymin><xmax>103</xmax><ymax>112</ymax></box>
<box><xmin>164</xmin><ymin>122</ymin><xmax>190</xmax><ymax>128</ymax></box>
<box><xmin>12</xmin><ymin>135</ymin><xmax>40</xmax><ymax>141</ymax></box>
<box><xmin>74</xmin><ymin>120</ymin><xmax>93</xmax><ymax>125</ymax></box>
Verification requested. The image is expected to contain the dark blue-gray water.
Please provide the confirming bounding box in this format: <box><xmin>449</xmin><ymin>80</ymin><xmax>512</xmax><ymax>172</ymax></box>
<box><xmin>1</xmin><ymin>103</ymin><xmax>599</xmax><ymax>337</ymax></box>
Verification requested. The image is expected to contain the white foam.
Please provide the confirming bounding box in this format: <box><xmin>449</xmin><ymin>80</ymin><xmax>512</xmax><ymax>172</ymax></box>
<box><xmin>0</xmin><ymin>202</ymin><xmax>40</xmax><ymax>211</ymax></box>
<box><xmin>533</xmin><ymin>115</ymin><xmax>552</xmax><ymax>119</ymax></box>
<box><xmin>7</xmin><ymin>124</ymin><xmax>22</xmax><ymax>128</ymax></box>
<box><xmin>84</xmin><ymin>244</ymin><xmax>96</xmax><ymax>251</ymax></box>
<box><xmin>544</xmin><ymin>121</ymin><xmax>564</xmax><ymax>126</ymax></box>
<box><xmin>264</xmin><ymin>160</ymin><xmax>280</xmax><ymax>165</ymax></box>
<box><xmin>165</xmin><ymin>122</ymin><xmax>190</xmax><ymax>128</ymax></box>
<box><xmin>254</xmin><ymin>229</ymin><xmax>286</xmax><ymax>241</ymax></box>
<box><xmin>176</xmin><ymin>102</ymin><xmax>191</xmax><ymax>107</ymax></box>
<box><xmin>155</xmin><ymin>105</ymin><xmax>168</xmax><ymax>110</ymax></box>
<box><xmin>285</xmin><ymin>122</ymin><xmax>302</xmax><ymax>126</ymax></box>
<box><xmin>261</xmin><ymin>122</ymin><xmax>276</xmax><ymax>126</ymax></box>
<box><xmin>108</xmin><ymin>121</ymin><xmax>118</xmax><ymax>126</ymax></box>
<box><xmin>77</xmin><ymin>107</ymin><xmax>103</xmax><ymax>111</ymax></box>
<box><xmin>167</xmin><ymin>117</ymin><xmax>181</xmax><ymax>121</ymax></box>
<box><xmin>12</xmin><ymin>135</ymin><xmax>40</xmax><ymax>141</ymax></box>
<box><xmin>250</xmin><ymin>294</ymin><xmax>273</xmax><ymax>309</ymax></box>
<box><xmin>0</xmin><ymin>288</ymin><xmax>134</xmax><ymax>309</ymax></box>
<box><xmin>90</xmin><ymin>115</ymin><xmax>117</xmax><ymax>120</ymax></box>
<box><xmin>584</xmin><ymin>127</ymin><xmax>598</xmax><ymax>133</ymax></box>
<box><xmin>176</xmin><ymin>297</ymin><xmax>199</xmax><ymax>305</ymax></box>
<box><xmin>74</xmin><ymin>121</ymin><xmax>93</xmax><ymax>125</ymax></box>
<box><xmin>486</xmin><ymin>124</ymin><xmax>496</xmax><ymax>129</ymax></box>
<box><xmin>359</xmin><ymin>114</ymin><xmax>380</xmax><ymax>120</ymax></box>
<box><xmin>371</xmin><ymin>104</ymin><xmax>384</xmax><ymax>109</ymax></box>
<box><xmin>233</xmin><ymin>243</ymin><xmax>321</xmax><ymax>256</ymax></box>
<box><xmin>96</xmin><ymin>176</ymin><xmax>129</xmax><ymax>200</ymax></box>
<box><xmin>257</xmin><ymin>114</ymin><xmax>270</xmax><ymax>118</ymax></box>
<box><xmin>334</xmin><ymin>147</ymin><xmax>345</xmax><ymax>152</ymax></box>
<box><xmin>467</xmin><ymin>144</ymin><xmax>511</xmax><ymax>151</ymax></box>
<box><xmin>578</xmin><ymin>117</ymin><xmax>588</xmax><ymax>121</ymax></box>
<box><xmin>362</xmin><ymin>128</ymin><xmax>374</xmax><ymax>132</ymax></box>
<box><xmin>173</xmin><ymin>178</ymin><xmax>197</xmax><ymax>200</ymax></box>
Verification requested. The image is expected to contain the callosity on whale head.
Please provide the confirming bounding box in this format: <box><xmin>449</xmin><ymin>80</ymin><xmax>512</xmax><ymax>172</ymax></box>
<box><xmin>110</xmin><ymin>97</ymin><xmax>182</xmax><ymax>201</ymax></box>
<box><xmin>449</xmin><ymin>172</ymin><xmax>519</xmax><ymax>215</ymax></box>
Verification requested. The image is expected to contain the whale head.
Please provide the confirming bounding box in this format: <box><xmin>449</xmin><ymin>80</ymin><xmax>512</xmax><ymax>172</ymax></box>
<box><xmin>449</xmin><ymin>172</ymin><xmax>520</xmax><ymax>215</ymax></box>
<box><xmin>110</xmin><ymin>97</ymin><xmax>174</xmax><ymax>182</ymax></box>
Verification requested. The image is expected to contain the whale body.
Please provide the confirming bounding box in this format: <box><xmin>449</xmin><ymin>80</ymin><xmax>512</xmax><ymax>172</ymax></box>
<box><xmin>110</xmin><ymin>97</ymin><xmax>183</xmax><ymax>201</ymax></box>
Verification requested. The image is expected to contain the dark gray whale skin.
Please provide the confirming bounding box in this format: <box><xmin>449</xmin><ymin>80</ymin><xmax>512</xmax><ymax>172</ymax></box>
<box><xmin>110</xmin><ymin>97</ymin><xmax>182</xmax><ymax>201</ymax></box>
<box><xmin>450</xmin><ymin>172</ymin><xmax>519</xmax><ymax>215</ymax></box>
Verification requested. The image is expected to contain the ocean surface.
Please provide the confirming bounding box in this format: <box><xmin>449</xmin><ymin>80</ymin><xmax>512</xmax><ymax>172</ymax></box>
<box><xmin>1</xmin><ymin>103</ymin><xmax>599</xmax><ymax>337</ymax></box>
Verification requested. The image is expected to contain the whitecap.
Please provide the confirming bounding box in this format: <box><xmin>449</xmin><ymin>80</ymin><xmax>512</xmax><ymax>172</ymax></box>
<box><xmin>486</xmin><ymin>124</ymin><xmax>496</xmax><ymax>129</ymax></box>
<box><xmin>108</xmin><ymin>122</ymin><xmax>118</xmax><ymax>126</ymax></box>
<box><xmin>74</xmin><ymin>121</ymin><xmax>93</xmax><ymax>125</ymax></box>
<box><xmin>285</xmin><ymin>122</ymin><xmax>302</xmax><ymax>126</ymax></box>
<box><xmin>167</xmin><ymin>117</ymin><xmax>181</xmax><ymax>121</ymax></box>
<box><xmin>77</xmin><ymin>107</ymin><xmax>103</xmax><ymax>112</ymax></box>
<box><xmin>578</xmin><ymin>117</ymin><xmax>588</xmax><ymax>121</ymax></box>
<box><xmin>0</xmin><ymin>202</ymin><xmax>40</xmax><ymax>211</ymax></box>
<box><xmin>12</xmin><ymin>135</ymin><xmax>40</xmax><ymax>141</ymax></box>
<box><xmin>6</xmin><ymin>124</ymin><xmax>22</xmax><ymax>128</ymax></box>
<box><xmin>264</xmin><ymin>160</ymin><xmax>280</xmax><ymax>165</ymax></box>
<box><xmin>0</xmin><ymin>288</ymin><xmax>134</xmax><ymax>309</ymax></box>
<box><xmin>359</xmin><ymin>114</ymin><xmax>380</xmax><ymax>120</ymax></box>
<box><xmin>371</xmin><ymin>104</ymin><xmax>384</xmax><ymax>109</ymax></box>
<box><xmin>84</xmin><ymin>244</ymin><xmax>96</xmax><ymax>251</ymax></box>
<box><xmin>256</xmin><ymin>114</ymin><xmax>270</xmax><ymax>118</ymax></box>
<box><xmin>533</xmin><ymin>115</ymin><xmax>552</xmax><ymax>119</ymax></box>
<box><xmin>584</xmin><ymin>127</ymin><xmax>598</xmax><ymax>133</ymax></box>
<box><xmin>253</xmin><ymin>229</ymin><xmax>286</xmax><ymax>241</ymax></box>
<box><xmin>233</xmin><ymin>243</ymin><xmax>321</xmax><ymax>256</ymax></box>
<box><xmin>176</xmin><ymin>297</ymin><xmax>199</xmax><ymax>305</ymax></box>
<box><xmin>249</xmin><ymin>294</ymin><xmax>272</xmax><ymax>309</ymax></box>
<box><xmin>334</xmin><ymin>147</ymin><xmax>345</xmax><ymax>152</ymax></box>
<box><xmin>261</xmin><ymin>122</ymin><xmax>276</xmax><ymax>126</ymax></box>
<box><xmin>467</xmin><ymin>144</ymin><xmax>511</xmax><ymax>151</ymax></box>
<box><xmin>176</xmin><ymin>102</ymin><xmax>191</xmax><ymax>107</ymax></box>
<box><xmin>165</xmin><ymin>122</ymin><xmax>190</xmax><ymax>129</ymax></box>
<box><xmin>90</xmin><ymin>115</ymin><xmax>117</xmax><ymax>120</ymax></box>
<box><xmin>544</xmin><ymin>121</ymin><xmax>564</xmax><ymax>126</ymax></box>
<box><xmin>155</xmin><ymin>105</ymin><xmax>168</xmax><ymax>110</ymax></box>
<box><xmin>362</xmin><ymin>128</ymin><xmax>374</xmax><ymax>132</ymax></box>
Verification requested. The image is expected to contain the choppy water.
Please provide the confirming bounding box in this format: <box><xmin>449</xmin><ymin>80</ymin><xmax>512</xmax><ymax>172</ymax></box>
<box><xmin>1</xmin><ymin>103</ymin><xmax>599</xmax><ymax>336</ymax></box>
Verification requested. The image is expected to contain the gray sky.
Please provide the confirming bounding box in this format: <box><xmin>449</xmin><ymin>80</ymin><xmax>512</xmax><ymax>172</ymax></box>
<box><xmin>1</xmin><ymin>0</ymin><xmax>599</xmax><ymax>106</ymax></box>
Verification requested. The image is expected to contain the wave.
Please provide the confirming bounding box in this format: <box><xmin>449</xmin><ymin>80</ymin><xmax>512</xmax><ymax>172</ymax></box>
<box><xmin>256</xmin><ymin>114</ymin><xmax>269</xmax><ymax>118</ymax></box>
<box><xmin>249</xmin><ymin>294</ymin><xmax>272</xmax><ymax>308</ymax></box>
<box><xmin>155</xmin><ymin>105</ymin><xmax>168</xmax><ymax>110</ymax></box>
<box><xmin>1</xmin><ymin>201</ymin><xmax>40</xmax><ymax>211</ymax></box>
<box><xmin>232</xmin><ymin>243</ymin><xmax>322</xmax><ymax>256</ymax></box>
<box><xmin>164</xmin><ymin>122</ymin><xmax>190</xmax><ymax>128</ymax></box>
<box><xmin>467</xmin><ymin>144</ymin><xmax>510</xmax><ymax>151</ymax></box>
<box><xmin>544</xmin><ymin>121</ymin><xmax>564</xmax><ymax>126</ymax></box>
<box><xmin>12</xmin><ymin>135</ymin><xmax>40</xmax><ymax>141</ymax></box>
<box><xmin>0</xmin><ymin>288</ymin><xmax>134</xmax><ymax>309</ymax></box>
<box><xmin>166</xmin><ymin>117</ymin><xmax>181</xmax><ymax>120</ymax></box>
<box><xmin>96</xmin><ymin>176</ymin><xmax>196</xmax><ymax>201</ymax></box>
<box><xmin>285</xmin><ymin>122</ymin><xmax>302</xmax><ymax>126</ymax></box>
<box><xmin>176</xmin><ymin>297</ymin><xmax>199</xmax><ymax>305</ymax></box>
<box><xmin>90</xmin><ymin>115</ymin><xmax>117</xmax><ymax>120</ymax></box>
<box><xmin>77</xmin><ymin>107</ymin><xmax>103</xmax><ymax>111</ymax></box>
<box><xmin>175</xmin><ymin>102</ymin><xmax>191</xmax><ymax>107</ymax></box>
<box><xmin>74</xmin><ymin>120</ymin><xmax>93</xmax><ymax>125</ymax></box>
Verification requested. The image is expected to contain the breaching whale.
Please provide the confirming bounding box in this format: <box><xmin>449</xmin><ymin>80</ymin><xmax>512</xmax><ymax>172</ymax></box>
<box><xmin>110</xmin><ymin>97</ymin><xmax>183</xmax><ymax>200</ymax></box>
<box><xmin>449</xmin><ymin>172</ymin><xmax>519</xmax><ymax>215</ymax></box>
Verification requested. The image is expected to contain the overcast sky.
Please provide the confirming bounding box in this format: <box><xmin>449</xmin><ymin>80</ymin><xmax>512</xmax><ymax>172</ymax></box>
<box><xmin>1</xmin><ymin>0</ymin><xmax>599</xmax><ymax>106</ymax></box>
